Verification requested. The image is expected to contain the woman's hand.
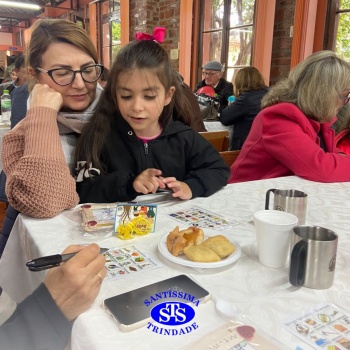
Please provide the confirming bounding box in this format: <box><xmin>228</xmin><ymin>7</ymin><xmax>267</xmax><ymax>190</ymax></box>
<box><xmin>29</xmin><ymin>84</ymin><xmax>63</xmax><ymax>112</ymax></box>
<box><xmin>44</xmin><ymin>243</ymin><xmax>107</xmax><ymax>321</ymax></box>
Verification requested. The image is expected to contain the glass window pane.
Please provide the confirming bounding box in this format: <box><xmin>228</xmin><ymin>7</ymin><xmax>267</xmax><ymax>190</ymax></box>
<box><xmin>335</xmin><ymin>12</ymin><xmax>350</xmax><ymax>60</ymax></box>
<box><xmin>230</xmin><ymin>0</ymin><xmax>255</xmax><ymax>26</ymax></box>
<box><xmin>227</xmin><ymin>27</ymin><xmax>252</xmax><ymax>66</ymax></box>
<box><xmin>340</xmin><ymin>0</ymin><xmax>350</xmax><ymax>9</ymax></box>
<box><xmin>203</xmin><ymin>0</ymin><xmax>224</xmax><ymax>31</ymax></box>
<box><xmin>226</xmin><ymin>67</ymin><xmax>241</xmax><ymax>86</ymax></box>
<box><xmin>112</xmin><ymin>45</ymin><xmax>121</xmax><ymax>62</ymax></box>
<box><xmin>202</xmin><ymin>31</ymin><xmax>223</xmax><ymax>64</ymax></box>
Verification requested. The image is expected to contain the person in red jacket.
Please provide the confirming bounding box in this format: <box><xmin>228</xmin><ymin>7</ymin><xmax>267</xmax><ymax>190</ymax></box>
<box><xmin>229</xmin><ymin>50</ymin><xmax>350</xmax><ymax>183</ymax></box>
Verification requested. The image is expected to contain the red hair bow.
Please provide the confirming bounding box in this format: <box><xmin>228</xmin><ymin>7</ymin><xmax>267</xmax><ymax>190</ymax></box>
<box><xmin>135</xmin><ymin>27</ymin><xmax>166</xmax><ymax>43</ymax></box>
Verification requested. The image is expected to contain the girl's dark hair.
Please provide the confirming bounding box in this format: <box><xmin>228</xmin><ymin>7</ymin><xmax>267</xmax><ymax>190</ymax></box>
<box><xmin>75</xmin><ymin>39</ymin><xmax>194</xmax><ymax>173</ymax></box>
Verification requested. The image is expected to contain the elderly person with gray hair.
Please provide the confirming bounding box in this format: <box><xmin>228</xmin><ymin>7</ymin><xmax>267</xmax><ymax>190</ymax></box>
<box><xmin>195</xmin><ymin>60</ymin><xmax>233</xmax><ymax>111</ymax></box>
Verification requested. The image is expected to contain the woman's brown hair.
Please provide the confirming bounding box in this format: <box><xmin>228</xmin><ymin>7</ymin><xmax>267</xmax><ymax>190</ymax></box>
<box><xmin>234</xmin><ymin>66</ymin><xmax>266</xmax><ymax>97</ymax></box>
<box><xmin>26</xmin><ymin>19</ymin><xmax>98</xmax><ymax>90</ymax></box>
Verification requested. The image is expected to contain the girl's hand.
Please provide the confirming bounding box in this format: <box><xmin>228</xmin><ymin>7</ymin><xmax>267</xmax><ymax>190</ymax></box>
<box><xmin>162</xmin><ymin>177</ymin><xmax>192</xmax><ymax>200</ymax></box>
<box><xmin>133</xmin><ymin>168</ymin><xmax>163</xmax><ymax>194</ymax></box>
<box><xmin>29</xmin><ymin>84</ymin><xmax>63</xmax><ymax>112</ymax></box>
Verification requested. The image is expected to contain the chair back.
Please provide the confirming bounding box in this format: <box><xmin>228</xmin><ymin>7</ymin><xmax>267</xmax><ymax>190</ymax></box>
<box><xmin>219</xmin><ymin>150</ymin><xmax>241</xmax><ymax>167</ymax></box>
<box><xmin>199</xmin><ymin>130</ymin><xmax>230</xmax><ymax>152</ymax></box>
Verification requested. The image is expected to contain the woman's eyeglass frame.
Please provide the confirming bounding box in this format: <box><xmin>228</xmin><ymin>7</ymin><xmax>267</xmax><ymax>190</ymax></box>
<box><xmin>35</xmin><ymin>64</ymin><xmax>104</xmax><ymax>86</ymax></box>
<box><xmin>202</xmin><ymin>71</ymin><xmax>220</xmax><ymax>77</ymax></box>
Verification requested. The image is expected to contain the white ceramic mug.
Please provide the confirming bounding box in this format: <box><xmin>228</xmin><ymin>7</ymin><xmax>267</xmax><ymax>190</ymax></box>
<box><xmin>253</xmin><ymin>210</ymin><xmax>298</xmax><ymax>268</ymax></box>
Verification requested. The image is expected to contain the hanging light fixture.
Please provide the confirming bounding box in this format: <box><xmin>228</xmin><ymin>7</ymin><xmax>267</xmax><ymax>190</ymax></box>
<box><xmin>0</xmin><ymin>1</ymin><xmax>41</xmax><ymax>10</ymax></box>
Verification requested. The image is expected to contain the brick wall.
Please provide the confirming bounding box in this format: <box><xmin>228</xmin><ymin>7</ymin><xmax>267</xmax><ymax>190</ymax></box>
<box><xmin>270</xmin><ymin>0</ymin><xmax>296</xmax><ymax>85</ymax></box>
<box><xmin>129</xmin><ymin>0</ymin><xmax>181</xmax><ymax>70</ymax></box>
<box><xmin>128</xmin><ymin>0</ymin><xmax>295</xmax><ymax>83</ymax></box>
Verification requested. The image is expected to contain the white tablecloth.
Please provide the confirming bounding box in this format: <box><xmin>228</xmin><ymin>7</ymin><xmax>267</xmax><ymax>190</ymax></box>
<box><xmin>204</xmin><ymin>121</ymin><xmax>233</xmax><ymax>146</ymax></box>
<box><xmin>1</xmin><ymin>176</ymin><xmax>350</xmax><ymax>350</ymax></box>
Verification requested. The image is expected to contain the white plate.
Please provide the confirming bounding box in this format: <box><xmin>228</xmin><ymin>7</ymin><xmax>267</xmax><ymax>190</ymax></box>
<box><xmin>158</xmin><ymin>232</ymin><xmax>241</xmax><ymax>268</ymax></box>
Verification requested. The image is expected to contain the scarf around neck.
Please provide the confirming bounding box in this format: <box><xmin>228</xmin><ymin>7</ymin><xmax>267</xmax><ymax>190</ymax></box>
<box><xmin>56</xmin><ymin>84</ymin><xmax>103</xmax><ymax>134</ymax></box>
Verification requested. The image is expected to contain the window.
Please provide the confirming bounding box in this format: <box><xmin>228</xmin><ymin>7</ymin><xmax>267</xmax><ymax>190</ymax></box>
<box><xmin>198</xmin><ymin>0</ymin><xmax>256</xmax><ymax>83</ymax></box>
<box><xmin>334</xmin><ymin>0</ymin><xmax>350</xmax><ymax>59</ymax></box>
<box><xmin>101</xmin><ymin>0</ymin><xmax>121</xmax><ymax>68</ymax></box>
<box><xmin>325</xmin><ymin>0</ymin><xmax>350</xmax><ymax>59</ymax></box>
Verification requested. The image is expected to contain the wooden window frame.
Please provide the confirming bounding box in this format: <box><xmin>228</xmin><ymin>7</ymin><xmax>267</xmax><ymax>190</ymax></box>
<box><xmin>187</xmin><ymin>0</ymin><xmax>275</xmax><ymax>88</ymax></box>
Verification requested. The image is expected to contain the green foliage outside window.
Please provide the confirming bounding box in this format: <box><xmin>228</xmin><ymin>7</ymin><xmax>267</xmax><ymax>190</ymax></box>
<box><xmin>336</xmin><ymin>0</ymin><xmax>350</xmax><ymax>60</ymax></box>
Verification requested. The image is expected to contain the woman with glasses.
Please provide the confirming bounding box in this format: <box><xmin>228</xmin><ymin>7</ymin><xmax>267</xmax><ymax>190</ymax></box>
<box><xmin>229</xmin><ymin>50</ymin><xmax>350</xmax><ymax>183</ymax></box>
<box><xmin>194</xmin><ymin>61</ymin><xmax>233</xmax><ymax>112</ymax></box>
<box><xmin>0</xmin><ymin>19</ymin><xmax>103</xmax><ymax>255</ymax></box>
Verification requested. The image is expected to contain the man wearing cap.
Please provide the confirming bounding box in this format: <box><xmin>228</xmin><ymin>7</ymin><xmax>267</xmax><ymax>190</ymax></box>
<box><xmin>195</xmin><ymin>60</ymin><xmax>233</xmax><ymax>112</ymax></box>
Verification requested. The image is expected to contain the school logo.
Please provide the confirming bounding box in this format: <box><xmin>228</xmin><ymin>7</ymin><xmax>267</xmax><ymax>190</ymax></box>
<box><xmin>145</xmin><ymin>290</ymin><xmax>200</xmax><ymax>336</ymax></box>
<box><xmin>151</xmin><ymin>302</ymin><xmax>195</xmax><ymax>326</ymax></box>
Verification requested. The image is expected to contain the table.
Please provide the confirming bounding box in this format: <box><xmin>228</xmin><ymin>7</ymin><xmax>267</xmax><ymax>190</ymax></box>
<box><xmin>1</xmin><ymin>176</ymin><xmax>350</xmax><ymax>350</ymax></box>
<box><xmin>204</xmin><ymin>120</ymin><xmax>233</xmax><ymax>146</ymax></box>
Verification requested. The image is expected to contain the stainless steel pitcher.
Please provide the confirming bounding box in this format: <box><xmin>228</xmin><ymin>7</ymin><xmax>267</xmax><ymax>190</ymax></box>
<box><xmin>265</xmin><ymin>189</ymin><xmax>307</xmax><ymax>225</ymax></box>
<box><xmin>289</xmin><ymin>226</ymin><xmax>338</xmax><ymax>289</ymax></box>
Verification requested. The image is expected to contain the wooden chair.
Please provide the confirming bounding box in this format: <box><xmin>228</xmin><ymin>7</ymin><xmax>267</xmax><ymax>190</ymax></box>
<box><xmin>199</xmin><ymin>130</ymin><xmax>230</xmax><ymax>152</ymax></box>
<box><xmin>219</xmin><ymin>150</ymin><xmax>241</xmax><ymax>167</ymax></box>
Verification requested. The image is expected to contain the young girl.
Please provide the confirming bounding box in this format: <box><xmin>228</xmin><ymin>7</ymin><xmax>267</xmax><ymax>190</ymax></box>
<box><xmin>75</xmin><ymin>28</ymin><xmax>229</xmax><ymax>203</ymax></box>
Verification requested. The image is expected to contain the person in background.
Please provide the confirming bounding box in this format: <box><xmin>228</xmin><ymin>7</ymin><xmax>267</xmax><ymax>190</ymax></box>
<box><xmin>2</xmin><ymin>59</ymin><xmax>16</xmax><ymax>84</ymax></box>
<box><xmin>229</xmin><ymin>50</ymin><xmax>350</xmax><ymax>183</ymax></box>
<box><xmin>220</xmin><ymin>66</ymin><xmax>269</xmax><ymax>150</ymax></box>
<box><xmin>98</xmin><ymin>67</ymin><xmax>109</xmax><ymax>88</ymax></box>
<box><xmin>0</xmin><ymin>19</ymin><xmax>103</xmax><ymax>257</ymax></box>
<box><xmin>74</xmin><ymin>27</ymin><xmax>229</xmax><ymax>204</ymax></box>
<box><xmin>10</xmin><ymin>54</ymin><xmax>29</xmax><ymax>128</ymax></box>
<box><xmin>9</xmin><ymin>67</ymin><xmax>17</xmax><ymax>83</ymax></box>
<box><xmin>0</xmin><ymin>243</ymin><xmax>106</xmax><ymax>350</ymax></box>
<box><xmin>194</xmin><ymin>60</ymin><xmax>233</xmax><ymax>112</ymax></box>
<box><xmin>0</xmin><ymin>64</ymin><xmax>16</xmax><ymax>97</ymax></box>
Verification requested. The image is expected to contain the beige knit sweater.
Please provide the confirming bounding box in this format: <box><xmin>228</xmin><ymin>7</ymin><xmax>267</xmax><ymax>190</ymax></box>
<box><xmin>2</xmin><ymin>107</ymin><xmax>79</xmax><ymax>218</ymax></box>
<box><xmin>1</xmin><ymin>85</ymin><xmax>103</xmax><ymax>218</ymax></box>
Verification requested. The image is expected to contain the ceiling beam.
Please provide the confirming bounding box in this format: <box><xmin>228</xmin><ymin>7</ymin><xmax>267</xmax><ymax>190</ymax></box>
<box><xmin>0</xmin><ymin>12</ymin><xmax>36</xmax><ymax>20</ymax></box>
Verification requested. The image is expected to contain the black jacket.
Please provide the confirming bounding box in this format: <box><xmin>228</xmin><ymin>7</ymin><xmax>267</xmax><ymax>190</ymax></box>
<box><xmin>220</xmin><ymin>87</ymin><xmax>269</xmax><ymax>150</ymax></box>
<box><xmin>194</xmin><ymin>78</ymin><xmax>233</xmax><ymax>112</ymax></box>
<box><xmin>0</xmin><ymin>284</ymin><xmax>72</xmax><ymax>350</ymax></box>
<box><xmin>76</xmin><ymin>116</ymin><xmax>229</xmax><ymax>204</ymax></box>
<box><xmin>195</xmin><ymin>78</ymin><xmax>234</xmax><ymax>112</ymax></box>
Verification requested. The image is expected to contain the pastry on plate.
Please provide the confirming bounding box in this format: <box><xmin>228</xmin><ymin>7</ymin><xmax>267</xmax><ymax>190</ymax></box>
<box><xmin>183</xmin><ymin>245</ymin><xmax>221</xmax><ymax>263</ymax></box>
<box><xmin>166</xmin><ymin>226</ymin><xmax>188</xmax><ymax>256</ymax></box>
<box><xmin>202</xmin><ymin>235</ymin><xmax>235</xmax><ymax>258</ymax></box>
<box><xmin>181</xmin><ymin>226</ymin><xmax>204</xmax><ymax>247</ymax></box>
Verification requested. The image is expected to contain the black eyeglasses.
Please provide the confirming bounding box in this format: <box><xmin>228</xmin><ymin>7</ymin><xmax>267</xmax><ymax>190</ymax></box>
<box><xmin>339</xmin><ymin>91</ymin><xmax>350</xmax><ymax>106</ymax></box>
<box><xmin>36</xmin><ymin>64</ymin><xmax>104</xmax><ymax>86</ymax></box>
